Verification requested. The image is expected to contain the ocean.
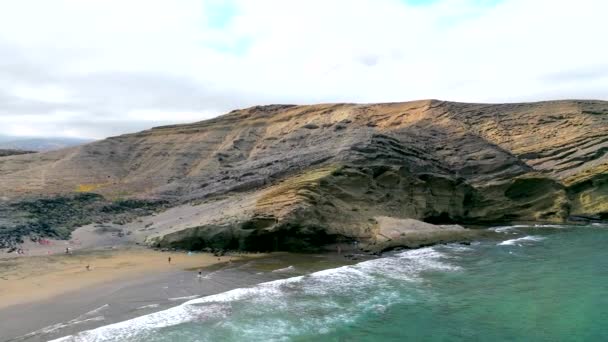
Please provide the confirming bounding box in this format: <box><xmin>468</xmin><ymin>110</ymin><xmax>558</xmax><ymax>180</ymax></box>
<box><xmin>53</xmin><ymin>225</ymin><xmax>608</xmax><ymax>342</ymax></box>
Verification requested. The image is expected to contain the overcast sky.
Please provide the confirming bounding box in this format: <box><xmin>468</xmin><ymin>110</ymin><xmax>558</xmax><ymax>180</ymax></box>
<box><xmin>0</xmin><ymin>0</ymin><xmax>606</xmax><ymax>139</ymax></box>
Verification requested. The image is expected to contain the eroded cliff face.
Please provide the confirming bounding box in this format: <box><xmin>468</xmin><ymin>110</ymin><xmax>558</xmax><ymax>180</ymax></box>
<box><xmin>565</xmin><ymin>163</ymin><xmax>608</xmax><ymax>220</ymax></box>
<box><xmin>1</xmin><ymin>100</ymin><xmax>607</xmax><ymax>251</ymax></box>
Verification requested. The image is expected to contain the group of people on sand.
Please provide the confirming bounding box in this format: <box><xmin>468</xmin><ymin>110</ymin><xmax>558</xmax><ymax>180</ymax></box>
<box><xmin>166</xmin><ymin>254</ymin><xmax>230</xmax><ymax>280</ymax></box>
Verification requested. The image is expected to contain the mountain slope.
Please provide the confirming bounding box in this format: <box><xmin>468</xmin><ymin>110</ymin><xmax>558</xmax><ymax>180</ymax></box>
<box><xmin>1</xmin><ymin>100</ymin><xmax>607</xmax><ymax>251</ymax></box>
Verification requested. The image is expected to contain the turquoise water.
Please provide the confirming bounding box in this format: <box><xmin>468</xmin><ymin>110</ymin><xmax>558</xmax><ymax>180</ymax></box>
<box><xmin>55</xmin><ymin>225</ymin><xmax>608</xmax><ymax>342</ymax></box>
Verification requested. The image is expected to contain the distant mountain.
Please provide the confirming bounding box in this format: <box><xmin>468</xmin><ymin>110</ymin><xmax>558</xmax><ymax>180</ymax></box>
<box><xmin>0</xmin><ymin>136</ymin><xmax>94</xmax><ymax>152</ymax></box>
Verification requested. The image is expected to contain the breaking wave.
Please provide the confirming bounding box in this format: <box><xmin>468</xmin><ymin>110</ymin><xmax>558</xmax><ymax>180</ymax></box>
<box><xmin>51</xmin><ymin>247</ymin><xmax>459</xmax><ymax>342</ymax></box>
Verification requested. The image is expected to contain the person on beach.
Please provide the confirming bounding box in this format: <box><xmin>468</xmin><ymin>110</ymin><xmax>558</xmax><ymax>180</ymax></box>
<box><xmin>168</xmin><ymin>256</ymin><xmax>172</xmax><ymax>264</ymax></box>
<box><xmin>86</xmin><ymin>265</ymin><xmax>90</xmax><ymax>271</ymax></box>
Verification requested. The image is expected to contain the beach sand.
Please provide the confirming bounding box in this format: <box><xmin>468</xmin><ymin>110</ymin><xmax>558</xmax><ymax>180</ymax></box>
<box><xmin>0</xmin><ymin>246</ymin><xmax>362</xmax><ymax>342</ymax></box>
<box><xmin>0</xmin><ymin>247</ymin><xmax>268</xmax><ymax>342</ymax></box>
<box><xmin>0</xmin><ymin>247</ymin><xmax>261</xmax><ymax>309</ymax></box>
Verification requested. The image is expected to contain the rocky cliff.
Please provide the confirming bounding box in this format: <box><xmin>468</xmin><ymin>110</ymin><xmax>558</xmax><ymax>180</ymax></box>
<box><xmin>1</xmin><ymin>100</ymin><xmax>607</xmax><ymax>251</ymax></box>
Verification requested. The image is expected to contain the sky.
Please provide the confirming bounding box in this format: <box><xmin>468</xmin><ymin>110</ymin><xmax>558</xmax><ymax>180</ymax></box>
<box><xmin>0</xmin><ymin>0</ymin><xmax>606</xmax><ymax>139</ymax></box>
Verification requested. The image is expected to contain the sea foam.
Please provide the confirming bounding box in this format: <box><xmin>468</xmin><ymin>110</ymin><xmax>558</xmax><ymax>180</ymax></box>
<box><xmin>51</xmin><ymin>247</ymin><xmax>459</xmax><ymax>342</ymax></box>
<box><xmin>498</xmin><ymin>235</ymin><xmax>546</xmax><ymax>246</ymax></box>
<box><xmin>16</xmin><ymin>304</ymin><xmax>109</xmax><ymax>341</ymax></box>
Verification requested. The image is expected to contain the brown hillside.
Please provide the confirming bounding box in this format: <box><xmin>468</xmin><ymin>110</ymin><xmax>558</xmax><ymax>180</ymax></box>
<box><xmin>1</xmin><ymin>100</ymin><xmax>607</xmax><ymax>250</ymax></box>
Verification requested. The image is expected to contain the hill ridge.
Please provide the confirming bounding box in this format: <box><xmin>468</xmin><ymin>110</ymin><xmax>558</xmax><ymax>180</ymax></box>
<box><xmin>1</xmin><ymin>99</ymin><xmax>607</xmax><ymax>251</ymax></box>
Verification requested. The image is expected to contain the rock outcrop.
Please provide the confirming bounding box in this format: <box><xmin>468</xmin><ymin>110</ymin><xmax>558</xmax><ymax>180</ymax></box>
<box><xmin>364</xmin><ymin>217</ymin><xmax>480</xmax><ymax>252</ymax></box>
<box><xmin>1</xmin><ymin>100</ymin><xmax>607</xmax><ymax>251</ymax></box>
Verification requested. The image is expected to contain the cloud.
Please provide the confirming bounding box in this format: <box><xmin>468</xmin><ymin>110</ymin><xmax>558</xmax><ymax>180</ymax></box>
<box><xmin>541</xmin><ymin>65</ymin><xmax>608</xmax><ymax>83</ymax></box>
<box><xmin>0</xmin><ymin>0</ymin><xmax>606</xmax><ymax>138</ymax></box>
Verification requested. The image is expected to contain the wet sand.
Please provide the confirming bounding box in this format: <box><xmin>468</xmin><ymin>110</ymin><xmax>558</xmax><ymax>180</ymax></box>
<box><xmin>0</xmin><ymin>246</ymin><xmax>364</xmax><ymax>342</ymax></box>
<box><xmin>0</xmin><ymin>247</ymin><xmax>266</xmax><ymax>342</ymax></box>
<box><xmin>0</xmin><ymin>247</ymin><xmax>261</xmax><ymax>309</ymax></box>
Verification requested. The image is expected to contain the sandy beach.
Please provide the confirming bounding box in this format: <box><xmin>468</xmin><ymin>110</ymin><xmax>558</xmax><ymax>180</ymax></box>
<box><xmin>0</xmin><ymin>247</ymin><xmax>260</xmax><ymax>309</ymax></box>
<box><xmin>0</xmin><ymin>247</ymin><xmax>271</xmax><ymax>342</ymax></box>
<box><xmin>0</xmin><ymin>245</ymin><xmax>361</xmax><ymax>342</ymax></box>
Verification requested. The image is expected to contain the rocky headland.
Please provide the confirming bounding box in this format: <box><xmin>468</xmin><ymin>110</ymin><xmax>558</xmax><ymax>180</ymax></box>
<box><xmin>1</xmin><ymin>99</ymin><xmax>607</xmax><ymax>252</ymax></box>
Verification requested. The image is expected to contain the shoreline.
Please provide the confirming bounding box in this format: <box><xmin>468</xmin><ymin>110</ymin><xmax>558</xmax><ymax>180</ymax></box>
<box><xmin>0</xmin><ymin>222</ymin><xmax>507</xmax><ymax>342</ymax></box>
<box><xmin>0</xmin><ymin>223</ymin><xmax>567</xmax><ymax>341</ymax></box>
<box><xmin>0</xmin><ymin>247</ymin><xmax>270</xmax><ymax>342</ymax></box>
<box><xmin>0</xmin><ymin>246</ymin><xmax>264</xmax><ymax>310</ymax></box>
<box><xmin>0</xmin><ymin>246</ymin><xmax>365</xmax><ymax>342</ymax></box>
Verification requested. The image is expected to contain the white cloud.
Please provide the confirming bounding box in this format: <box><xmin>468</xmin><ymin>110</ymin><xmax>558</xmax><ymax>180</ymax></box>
<box><xmin>0</xmin><ymin>0</ymin><xmax>606</xmax><ymax>138</ymax></box>
<box><xmin>10</xmin><ymin>85</ymin><xmax>71</xmax><ymax>103</ymax></box>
